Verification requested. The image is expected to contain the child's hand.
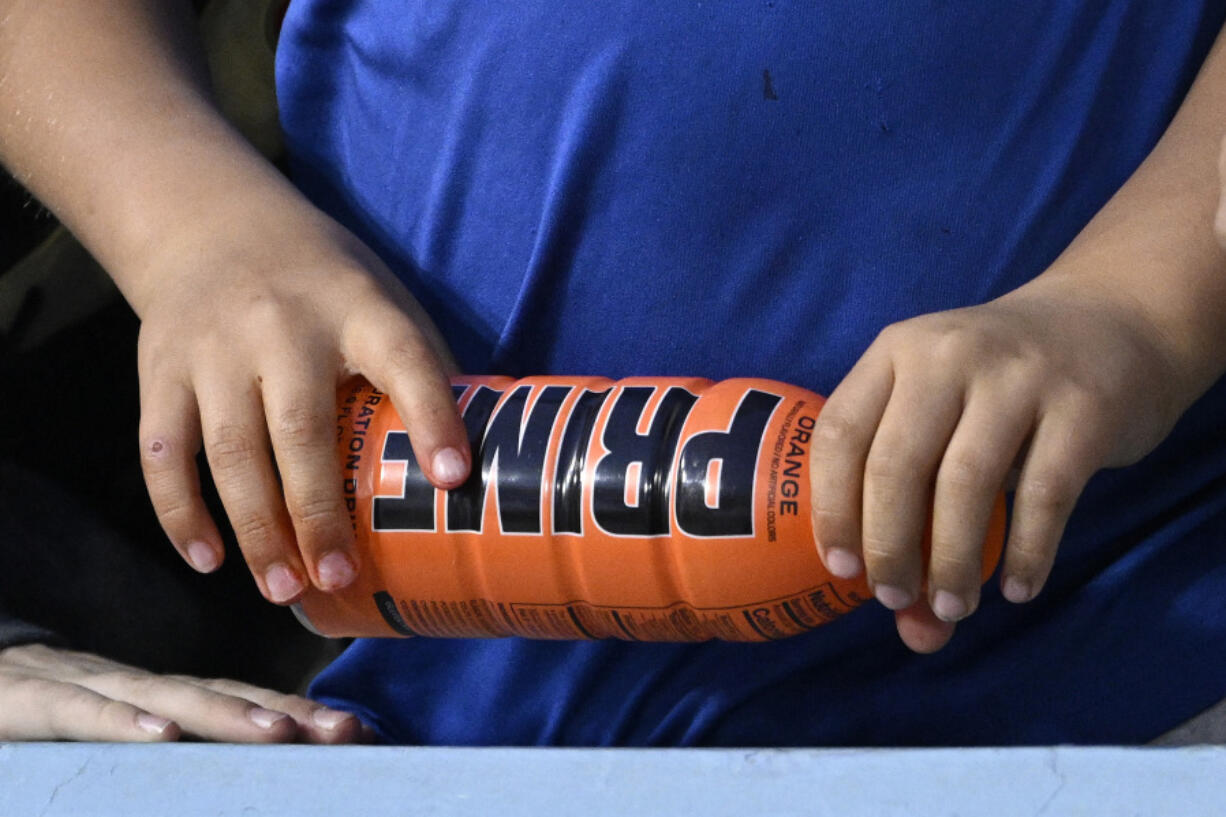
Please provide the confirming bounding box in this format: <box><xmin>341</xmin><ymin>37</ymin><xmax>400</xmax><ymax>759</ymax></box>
<box><xmin>0</xmin><ymin>0</ymin><xmax>472</xmax><ymax>607</ymax></box>
<box><xmin>0</xmin><ymin>643</ymin><xmax>368</xmax><ymax>743</ymax></box>
<box><xmin>133</xmin><ymin>207</ymin><xmax>470</xmax><ymax>605</ymax></box>
<box><xmin>809</xmin><ymin>275</ymin><xmax>1187</xmax><ymax>652</ymax></box>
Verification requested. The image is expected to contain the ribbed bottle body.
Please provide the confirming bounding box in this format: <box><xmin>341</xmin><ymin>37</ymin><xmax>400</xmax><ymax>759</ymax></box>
<box><xmin>294</xmin><ymin>376</ymin><xmax>1003</xmax><ymax>641</ymax></box>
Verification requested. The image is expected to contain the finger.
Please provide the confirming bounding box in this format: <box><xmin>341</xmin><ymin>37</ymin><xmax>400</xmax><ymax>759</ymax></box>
<box><xmin>928</xmin><ymin>390</ymin><xmax>1035</xmax><ymax>621</ymax></box>
<box><xmin>0</xmin><ymin>676</ymin><xmax>181</xmax><ymax>742</ymax></box>
<box><xmin>1216</xmin><ymin>137</ymin><xmax>1226</xmax><ymax>247</ymax></box>
<box><xmin>861</xmin><ymin>375</ymin><xmax>963</xmax><ymax>611</ymax></box>
<box><xmin>3</xmin><ymin>648</ymin><xmax>304</xmax><ymax>744</ymax></box>
<box><xmin>199</xmin><ymin>677</ymin><xmax>364</xmax><ymax>744</ymax></box>
<box><xmin>808</xmin><ymin>352</ymin><xmax>893</xmax><ymax>582</ymax></box>
<box><xmin>343</xmin><ymin>305</ymin><xmax>470</xmax><ymax>489</ymax></box>
<box><xmin>197</xmin><ymin>374</ymin><xmax>305</xmax><ymax>604</ymax></box>
<box><xmin>262</xmin><ymin>363</ymin><xmax>359</xmax><ymax>593</ymax></box>
<box><xmin>1000</xmin><ymin>405</ymin><xmax>1101</xmax><ymax>604</ymax></box>
<box><xmin>894</xmin><ymin>600</ymin><xmax>957</xmax><ymax>654</ymax></box>
<box><xmin>354</xmin><ymin>250</ymin><xmax>464</xmax><ymax>376</ymax></box>
<box><xmin>77</xmin><ymin>670</ymin><xmax>299</xmax><ymax>744</ymax></box>
<box><xmin>138</xmin><ymin>378</ymin><xmax>225</xmax><ymax>573</ymax></box>
<box><xmin>0</xmin><ymin>643</ymin><xmax>118</xmax><ymax>678</ymax></box>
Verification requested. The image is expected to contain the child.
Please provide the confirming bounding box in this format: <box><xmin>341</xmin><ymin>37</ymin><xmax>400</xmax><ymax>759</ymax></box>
<box><xmin>2</xmin><ymin>0</ymin><xmax>1225</xmax><ymax>744</ymax></box>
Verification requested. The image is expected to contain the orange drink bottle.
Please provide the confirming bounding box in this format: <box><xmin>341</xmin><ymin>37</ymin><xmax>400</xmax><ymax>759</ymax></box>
<box><xmin>294</xmin><ymin>376</ymin><xmax>1005</xmax><ymax>641</ymax></box>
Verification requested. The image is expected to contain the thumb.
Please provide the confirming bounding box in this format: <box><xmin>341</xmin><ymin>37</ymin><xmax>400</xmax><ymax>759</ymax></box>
<box><xmin>894</xmin><ymin>601</ymin><xmax>957</xmax><ymax>654</ymax></box>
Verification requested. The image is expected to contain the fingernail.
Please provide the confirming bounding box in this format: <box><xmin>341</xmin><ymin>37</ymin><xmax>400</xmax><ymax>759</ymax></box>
<box><xmin>136</xmin><ymin>713</ymin><xmax>173</xmax><ymax>735</ymax></box>
<box><xmin>265</xmin><ymin>563</ymin><xmax>304</xmax><ymax>603</ymax></box>
<box><xmin>249</xmin><ymin>707</ymin><xmax>290</xmax><ymax>730</ymax></box>
<box><xmin>317</xmin><ymin>551</ymin><xmax>357</xmax><ymax>591</ymax></box>
<box><xmin>932</xmin><ymin>590</ymin><xmax>968</xmax><ymax>622</ymax></box>
<box><xmin>312</xmin><ymin>708</ymin><xmax>354</xmax><ymax>731</ymax></box>
<box><xmin>825</xmin><ymin>548</ymin><xmax>862</xmax><ymax>579</ymax></box>
<box><xmin>186</xmin><ymin>541</ymin><xmax>220</xmax><ymax>573</ymax></box>
<box><xmin>1003</xmin><ymin>577</ymin><xmax>1032</xmax><ymax>603</ymax></box>
<box><xmin>431</xmin><ymin>447</ymin><xmax>468</xmax><ymax>484</ymax></box>
<box><xmin>875</xmin><ymin>584</ymin><xmax>914</xmax><ymax>610</ymax></box>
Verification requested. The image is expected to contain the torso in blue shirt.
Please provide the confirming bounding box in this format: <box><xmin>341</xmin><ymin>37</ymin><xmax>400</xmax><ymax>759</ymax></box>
<box><xmin>277</xmin><ymin>1</ymin><xmax>1226</xmax><ymax>745</ymax></box>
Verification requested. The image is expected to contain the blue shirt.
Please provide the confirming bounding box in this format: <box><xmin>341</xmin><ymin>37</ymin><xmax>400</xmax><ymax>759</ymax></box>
<box><xmin>277</xmin><ymin>0</ymin><xmax>1226</xmax><ymax>744</ymax></box>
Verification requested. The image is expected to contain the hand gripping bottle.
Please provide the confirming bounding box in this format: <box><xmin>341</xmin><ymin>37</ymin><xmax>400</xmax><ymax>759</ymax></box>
<box><xmin>294</xmin><ymin>376</ymin><xmax>1005</xmax><ymax>642</ymax></box>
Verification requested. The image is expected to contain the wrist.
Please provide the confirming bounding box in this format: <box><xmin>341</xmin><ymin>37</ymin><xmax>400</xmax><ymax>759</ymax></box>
<box><xmin>1011</xmin><ymin>267</ymin><xmax>1226</xmax><ymax>419</ymax></box>
<box><xmin>104</xmin><ymin>150</ymin><xmax>324</xmax><ymax>317</ymax></box>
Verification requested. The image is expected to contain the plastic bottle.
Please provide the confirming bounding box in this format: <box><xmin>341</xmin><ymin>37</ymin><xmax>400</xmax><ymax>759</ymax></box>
<box><xmin>293</xmin><ymin>376</ymin><xmax>1005</xmax><ymax>642</ymax></box>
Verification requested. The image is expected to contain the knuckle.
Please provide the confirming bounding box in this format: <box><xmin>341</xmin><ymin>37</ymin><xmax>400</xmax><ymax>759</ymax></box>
<box><xmin>998</xmin><ymin>345</ymin><xmax>1041</xmax><ymax>377</ymax></box>
<box><xmin>271</xmin><ymin>406</ymin><xmax>329</xmax><ymax>448</ymax></box>
<box><xmin>198</xmin><ymin>689</ymin><xmax>252</xmax><ymax>718</ymax></box>
<box><xmin>1005</xmin><ymin>537</ymin><xmax>1055</xmax><ymax>573</ymax></box>
<box><xmin>230</xmin><ymin>512</ymin><xmax>282</xmax><ymax>552</ymax></box>
<box><xmin>95</xmin><ymin>669</ymin><xmax>148</xmax><ymax>692</ymax></box>
<box><xmin>5</xmin><ymin>675</ymin><xmax>50</xmax><ymax>701</ymax></box>
<box><xmin>40</xmin><ymin>685</ymin><xmax>89</xmax><ymax>737</ymax></box>
<box><xmin>938</xmin><ymin>453</ymin><xmax>994</xmax><ymax>493</ymax></box>
<box><xmin>245</xmin><ymin>295</ymin><xmax>300</xmax><ymax>335</ymax></box>
<box><xmin>152</xmin><ymin>495</ymin><xmax>199</xmax><ymax>530</ymax></box>
<box><xmin>186</xmin><ymin>677</ymin><xmax>244</xmax><ymax>707</ymax></box>
<box><xmin>42</xmin><ymin>683</ymin><xmax>123</xmax><ymax>738</ymax></box>
<box><xmin>288</xmin><ymin>493</ymin><xmax>346</xmax><ymax>541</ymax></box>
<box><xmin>874</xmin><ymin>322</ymin><xmax>907</xmax><ymax>348</ymax></box>
<box><xmin>864</xmin><ymin>447</ymin><xmax>922</xmax><ymax>483</ymax></box>
<box><xmin>812</xmin><ymin>410</ymin><xmax>860</xmax><ymax>448</ymax></box>
<box><xmin>381</xmin><ymin>335</ymin><xmax>432</xmax><ymax>377</ymax></box>
<box><xmin>1</xmin><ymin>643</ymin><xmax>49</xmax><ymax>665</ymax></box>
<box><xmin>860</xmin><ymin>536</ymin><xmax>912</xmax><ymax>572</ymax></box>
<box><xmin>95</xmin><ymin>698</ymin><xmax>139</xmax><ymax>730</ymax></box>
<box><xmin>199</xmin><ymin>677</ymin><xmax>244</xmax><ymax>695</ymax></box>
<box><xmin>809</xmin><ymin>505</ymin><xmax>856</xmax><ymax>543</ymax></box>
<box><xmin>928</xmin><ymin>328</ymin><xmax>972</xmax><ymax>366</ymax></box>
<box><xmin>204</xmin><ymin>680</ymin><xmax>244</xmax><ymax>697</ymax></box>
<box><xmin>1068</xmin><ymin>382</ymin><xmax>1113</xmax><ymax>419</ymax></box>
<box><xmin>406</xmin><ymin>395</ymin><xmax>457</xmax><ymax>429</ymax></box>
<box><xmin>1019</xmin><ymin>473</ymin><xmax>1077</xmax><ymax>515</ymax></box>
<box><xmin>136</xmin><ymin>339</ymin><xmax>182</xmax><ymax>381</ymax></box>
<box><xmin>929</xmin><ymin>549</ymin><xmax>982</xmax><ymax>581</ymax></box>
<box><xmin>207</xmin><ymin>424</ymin><xmax>261</xmax><ymax>473</ymax></box>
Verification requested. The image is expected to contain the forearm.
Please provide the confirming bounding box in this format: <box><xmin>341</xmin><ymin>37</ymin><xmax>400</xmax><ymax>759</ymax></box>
<box><xmin>1037</xmin><ymin>26</ymin><xmax>1226</xmax><ymax>407</ymax></box>
<box><xmin>0</xmin><ymin>0</ymin><xmax>306</xmax><ymax>314</ymax></box>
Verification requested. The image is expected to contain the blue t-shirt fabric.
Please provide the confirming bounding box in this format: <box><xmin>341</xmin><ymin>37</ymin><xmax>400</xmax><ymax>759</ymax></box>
<box><xmin>277</xmin><ymin>1</ymin><xmax>1226</xmax><ymax>745</ymax></box>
